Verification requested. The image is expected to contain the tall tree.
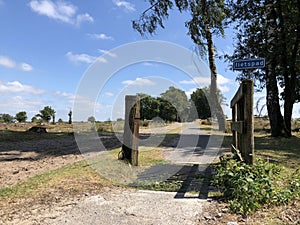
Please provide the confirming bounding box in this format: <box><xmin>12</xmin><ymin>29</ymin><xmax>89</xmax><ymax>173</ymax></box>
<box><xmin>36</xmin><ymin>106</ymin><xmax>56</xmax><ymax>123</ymax></box>
<box><xmin>190</xmin><ymin>88</ymin><xmax>211</xmax><ymax>119</ymax></box>
<box><xmin>138</xmin><ymin>93</ymin><xmax>160</xmax><ymax>120</ymax></box>
<box><xmin>160</xmin><ymin>86</ymin><xmax>190</xmax><ymax>122</ymax></box>
<box><xmin>87</xmin><ymin>116</ymin><xmax>96</xmax><ymax>123</ymax></box>
<box><xmin>228</xmin><ymin>0</ymin><xmax>300</xmax><ymax>137</ymax></box>
<box><xmin>157</xmin><ymin>97</ymin><xmax>178</xmax><ymax>122</ymax></box>
<box><xmin>191</xmin><ymin>86</ymin><xmax>226</xmax><ymax>119</ymax></box>
<box><xmin>132</xmin><ymin>0</ymin><xmax>229</xmax><ymax>131</ymax></box>
<box><xmin>15</xmin><ymin>111</ymin><xmax>27</xmax><ymax>123</ymax></box>
<box><xmin>2</xmin><ymin>114</ymin><xmax>14</xmax><ymax>123</ymax></box>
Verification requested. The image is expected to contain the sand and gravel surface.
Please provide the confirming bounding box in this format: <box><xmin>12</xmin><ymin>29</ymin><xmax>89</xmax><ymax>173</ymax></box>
<box><xmin>39</xmin><ymin>188</ymin><xmax>207</xmax><ymax>225</ymax></box>
<box><xmin>0</xmin><ymin>122</ymin><xmax>218</xmax><ymax>225</ymax></box>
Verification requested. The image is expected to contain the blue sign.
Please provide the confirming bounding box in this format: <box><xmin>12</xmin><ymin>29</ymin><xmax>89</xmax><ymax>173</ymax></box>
<box><xmin>233</xmin><ymin>58</ymin><xmax>265</xmax><ymax>70</ymax></box>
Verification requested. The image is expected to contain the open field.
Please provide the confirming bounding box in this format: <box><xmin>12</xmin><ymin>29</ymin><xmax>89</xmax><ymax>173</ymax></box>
<box><xmin>0</xmin><ymin>120</ymin><xmax>299</xmax><ymax>224</ymax></box>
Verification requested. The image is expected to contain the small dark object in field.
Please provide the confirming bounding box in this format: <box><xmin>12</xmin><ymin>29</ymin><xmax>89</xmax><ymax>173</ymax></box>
<box><xmin>292</xmin><ymin>128</ymin><xmax>300</xmax><ymax>132</ymax></box>
<box><xmin>28</xmin><ymin>126</ymin><xmax>47</xmax><ymax>133</ymax></box>
<box><xmin>262</xmin><ymin>128</ymin><xmax>271</xmax><ymax>133</ymax></box>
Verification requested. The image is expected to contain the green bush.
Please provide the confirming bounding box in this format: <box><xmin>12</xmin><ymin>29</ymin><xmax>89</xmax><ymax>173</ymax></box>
<box><xmin>213</xmin><ymin>159</ymin><xmax>299</xmax><ymax>215</ymax></box>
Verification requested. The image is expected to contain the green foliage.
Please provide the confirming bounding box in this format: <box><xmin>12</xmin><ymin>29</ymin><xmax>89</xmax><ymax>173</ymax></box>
<box><xmin>36</xmin><ymin>106</ymin><xmax>55</xmax><ymax>123</ymax></box>
<box><xmin>160</xmin><ymin>86</ymin><xmax>189</xmax><ymax>121</ymax></box>
<box><xmin>138</xmin><ymin>93</ymin><xmax>160</xmax><ymax>120</ymax></box>
<box><xmin>190</xmin><ymin>88</ymin><xmax>211</xmax><ymax>119</ymax></box>
<box><xmin>1</xmin><ymin>114</ymin><xmax>14</xmax><ymax>123</ymax></box>
<box><xmin>138</xmin><ymin>86</ymin><xmax>190</xmax><ymax>122</ymax></box>
<box><xmin>157</xmin><ymin>97</ymin><xmax>177</xmax><ymax>122</ymax></box>
<box><xmin>31</xmin><ymin>116</ymin><xmax>38</xmax><ymax>123</ymax></box>
<box><xmin>87</xmin><ymin>116</ymin><xmax>96</xmax><ymax>123</ymax></box>
<box><xmin>132</xmin><ymin>0</ymin><xmax>229</xmax><ymax>53</ymax></box>
<box><xmin>213</xmin><ymin>159</ymin><xmax>300</xmax><ymax>215</ymax></box>
<box><xmin>228</xmin><ymin>0</ymin><xmax>300</xmax><ymax>136</ymax></box>
<box><xmin>15</xmin><ymin>111</ymin><xmax>27</xmax><ymax>123</ymax></box>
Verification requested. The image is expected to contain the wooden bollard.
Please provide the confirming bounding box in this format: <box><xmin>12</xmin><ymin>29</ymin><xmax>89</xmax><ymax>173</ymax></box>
<box><xmin>121</xmin><ymin>95</ymin><xmax>140</xmax><ymax>166</ymax></box>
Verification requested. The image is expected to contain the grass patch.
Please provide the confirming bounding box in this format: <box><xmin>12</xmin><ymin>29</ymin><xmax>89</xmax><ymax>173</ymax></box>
<box><xmin>255</xmin><ymin>133</ymin><xmax>300</xmax><ymax>169</ymax></box>
<box><xmin>109</xmin><ymin>146</ymin><xmax>168</xmax><ymax>167</ymax></box>
<box><xmin>0</xmin><ymin>130</ymin><xmax>71</xmax><ymax>142</ymax></box>
<box><xmin>0</xmin><ymin>160</ymin><xmax>112</xmax><ymax>200</ymax></box>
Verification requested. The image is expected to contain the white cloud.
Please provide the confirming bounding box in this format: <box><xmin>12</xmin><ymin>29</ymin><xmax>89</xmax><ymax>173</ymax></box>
<box><xmin>20</xmin><ymin>63</ymin><xmax>33</xmax><ymax>71</ymax></box>
<box><xmin>185</xmin><ymin>88</ymin><xmax>197</xmax><ymax>98</ymax></box>
<box><xmin>76</xmin><ymin>13</ymin><xmax>93</xmax><ymax>25</ymax></box>
<box><xmin>87</xmin><ymin>33</ymin><xmax>114</xmax><ymax>40</ymax></box>
<box><xmin>0</xmin><ymin>81</ymin><xmax>43</xmax><ymax>94</ymax></box>
<box><xmin>0</xmin><ymin>80</ymin><xmax>79</xmax><ymax>121</ymax></box>
<box><xmin>66</xmin><ymin>52</ymin><xmax>98</xmax><ymax>64</ymax></box>
<box><xmin>0</xmin><ymin>95</ymin><xmax>43</xmax><ymax>116</ymax></box>
<box><xmin>217</xmin><ymin>74</ymin><xmax>232</xmax><ymax>85</ymax></box>
<box><xmin>0</xmin><ymin>55</ymin><xmax>33</xmax><ymax>72</ymax></box>
<box><xmin>179</xmin><ymin>77</ymin><xmax>211</xmax><ymax>85</ymax></box>
<box><xmin>122</xmin><ymin>78</ymin><xmax>155</xmax><ymax>86</ymax></box>
<box><xmin>0</xmin><ymin>55</ymin><xmax>16</xmax><ymax>68</ymax></box>
<box><xmin>180</xmin><ymin>74</ymin><xmax>232</xmax><ymax>86</ymax></box>
<box><xmin>29</xmin><ymin>0</ymin><xmax>93</xmax><ymax>26</ymax></box>
<box><xmin>112</xmin><ymin>0</ymin><xmax>136</xmax><ymax>12</ymax></box>
<box><xmin>218</xmin><ymin>85</ymin><xmax>230</xmax><ymax>93</ymax></box>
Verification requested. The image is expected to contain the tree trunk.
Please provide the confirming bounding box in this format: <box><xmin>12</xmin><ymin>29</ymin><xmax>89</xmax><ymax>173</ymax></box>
<box><xmin>265</xmin><ymin>0</ymin><xmax>288</xmax><ymax>137</ymax></box>
<box><xmin>265</xmin><ymin>64</ymin><xmax>287</xmax><ymax>137</ymax></box>
<box><xmin>205</xmin><ymin>24</ymin><xmax>226</xmax><ymax>132</ymax></box>
<box><xmin>284</xmin><ymin>0</ymin><xmax>300</xmax><ymax>137</ymax></box>
<box><xmin>277</xmin><ymin>0</ymin><xmax>293</xmax><ymax>137</ymax></box>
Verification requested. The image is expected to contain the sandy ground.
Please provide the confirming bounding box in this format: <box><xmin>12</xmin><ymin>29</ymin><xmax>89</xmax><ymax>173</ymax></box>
<box><xmin>11</xmin><ymin>187</ymin><xmax>208</xmax><ymax>225</ymax></box>
<box><xmin>0</xmin><ymin>122</ymin><xmax>183</xmax><ymax>189</ymax></box>
<box><xmin>0</xmin><ymin>136</ymin><xmax>82</xmax><ymax>188</ymax></box>
<box><xmin>2</xmin><ymin>123</ymin><xmax>296</xmax><ymax>225</ymax></box>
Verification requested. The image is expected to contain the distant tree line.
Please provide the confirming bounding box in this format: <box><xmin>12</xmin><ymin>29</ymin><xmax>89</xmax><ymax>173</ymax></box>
<box><xmin>0</xmin><ymin>107</ymin><xmax>73</xmax><ymax>124</ymax></box>
<box><xmin>0</xmin><ymin>86</ymin><xmax>225</xmax><ymax>124</ymax></box>
<box><xmin>139</xmin><ymin>86</ymin><xmax>225</xmax><ymax>122</ymax></box>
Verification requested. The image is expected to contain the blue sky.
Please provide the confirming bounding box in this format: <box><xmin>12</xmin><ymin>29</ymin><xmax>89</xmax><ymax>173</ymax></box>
<box><xmin>0</xmin><ymin>0</ymin><xmax>298</xmax><ymax>121</ymax></box>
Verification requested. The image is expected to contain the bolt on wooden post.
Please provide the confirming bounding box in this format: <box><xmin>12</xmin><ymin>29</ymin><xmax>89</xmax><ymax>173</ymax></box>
<box><xmin>121</xmin><ymin>95</ymin><xmax>140</xmax><ymax>166</ymax></box>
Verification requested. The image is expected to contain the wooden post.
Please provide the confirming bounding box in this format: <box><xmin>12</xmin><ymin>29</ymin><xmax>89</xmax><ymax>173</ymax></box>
<box><xmin>230</xmin><ymin>79</ymin><xmax>254</xmax><ymax>165</ymax></box>
<box><xmin>122</xmin><ymin>95</ymin><xmax>140</xmax><ymax>166</ymax></box>
<box><xmin>243</xmin><ymin>80</ymin><xmax>254</xmax><ymax>164</ymax></box>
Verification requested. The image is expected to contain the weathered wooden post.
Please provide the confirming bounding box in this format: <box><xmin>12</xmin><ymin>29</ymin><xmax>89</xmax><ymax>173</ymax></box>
<box><xmin>231</xmin><ymin>79</ymin><xmax>254</xmax><ymax>165</ymax></box>
<box><xmin>244</xmin><ymin>80</ymin><xmax>254</xmax><ymax>164</ymax></box>
<box><xmin>121</xmin><ymin>95</ymin><xmax>140</xmax><ymax>166</ymax></box>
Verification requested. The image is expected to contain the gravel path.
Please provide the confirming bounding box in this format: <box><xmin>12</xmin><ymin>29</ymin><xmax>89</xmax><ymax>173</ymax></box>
<box><xmin>39</xmin><ymin>188</ymin><xmax>207</xmax><ymax>225</ymax></box>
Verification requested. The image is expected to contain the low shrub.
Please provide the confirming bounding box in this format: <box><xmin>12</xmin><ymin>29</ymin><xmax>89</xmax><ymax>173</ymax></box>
<box><xmin>213</xmin><ymin>159</ymin><xmax>300</xmax><ymax>215</ymax></box>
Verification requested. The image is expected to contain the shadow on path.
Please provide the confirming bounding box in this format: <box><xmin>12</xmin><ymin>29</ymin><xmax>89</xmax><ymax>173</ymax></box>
<box><xmin>173</xmin><ymin>164</ymin><xmax>212</xmax><ymax>199</ymax></box>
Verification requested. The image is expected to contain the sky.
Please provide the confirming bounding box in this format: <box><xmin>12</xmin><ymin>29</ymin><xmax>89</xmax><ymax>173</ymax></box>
<box><xmin>0</xmin><ymin>0</ymin><xmax>299</xmax><ymax>122</ymax></box>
